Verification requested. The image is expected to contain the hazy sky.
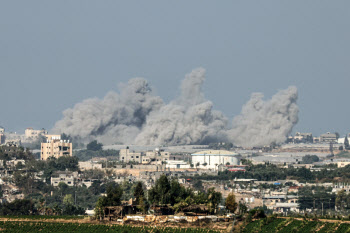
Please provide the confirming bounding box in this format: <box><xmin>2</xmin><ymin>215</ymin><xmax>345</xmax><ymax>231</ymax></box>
<box><xmin>1</xmin><ymin>1</ymin><xmax>349</xmax><ymax>136</ymax></box>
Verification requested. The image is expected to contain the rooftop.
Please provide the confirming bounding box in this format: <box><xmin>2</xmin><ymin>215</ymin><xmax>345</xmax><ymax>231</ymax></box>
<box><xmin>191</xmin><ymin>150</ymin><xmax>238</xmax><ymax>156</ymax></box>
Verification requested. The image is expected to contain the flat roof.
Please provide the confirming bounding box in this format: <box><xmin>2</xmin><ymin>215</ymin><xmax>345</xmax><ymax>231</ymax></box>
<box><xmin>191</xmin><ymin>150</ymin><xmax>238</xmax><ymax>156</ymax></box>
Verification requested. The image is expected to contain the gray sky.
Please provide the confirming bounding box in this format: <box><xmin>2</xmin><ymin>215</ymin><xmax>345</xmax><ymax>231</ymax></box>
<box><xmin>1</xmin><ymin>1</ymin><xmax>349</xmax><ymax>136</ymax></box>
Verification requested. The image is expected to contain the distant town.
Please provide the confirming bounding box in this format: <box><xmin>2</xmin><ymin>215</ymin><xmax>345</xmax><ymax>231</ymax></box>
<box><xmin>1</xmin><ymin>125</ymin><xmax>350</xmax><ymax>223</ymax></box>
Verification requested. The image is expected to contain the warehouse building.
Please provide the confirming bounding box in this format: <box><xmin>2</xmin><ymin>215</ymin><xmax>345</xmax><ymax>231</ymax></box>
<box><xmin>191</xmin><ymin>150</ymin><xmax>239</xmax><ymax>170</ymax></box>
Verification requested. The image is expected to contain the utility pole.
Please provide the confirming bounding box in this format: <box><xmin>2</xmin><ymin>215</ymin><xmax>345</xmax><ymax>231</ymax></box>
<box><xmin>321</xmin><ymin>202</ymin><xmax>324</xmax><ymax>217</ymax></box>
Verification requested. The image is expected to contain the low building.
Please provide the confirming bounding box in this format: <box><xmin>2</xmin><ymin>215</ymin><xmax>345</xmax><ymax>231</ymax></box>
<box><xmin>337</xmin><ymin>161</ymin><xmax>350</xmax><ymax>168</ymax></box>
<box><xmin>79</xmin><ymin>161</ymin><xmax>103</xmax><ymax>171</ymax></box>
<box><xmin>273</xmin><ymin>203</ymin><xmax>300</xmax><ymax>213</ymax></box>
<box><xmin>77</xmin><ymin>178</ymin><xmax>99</xmax><ymax>188</ymax></box>
<box><xmin>166</xmin><ymin>160</ymin><xmax>191</xmax><ymax>169</ymax></box>
<box><xmin>51</xmin><ymin>173</ymin><xmax>75</xmax><ymax>187</ymax></box>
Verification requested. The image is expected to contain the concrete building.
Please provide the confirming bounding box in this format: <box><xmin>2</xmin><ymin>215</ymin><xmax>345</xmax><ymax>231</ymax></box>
<box><xmin>78</xmin><ymin>161</ymin><xmax>103</xmax><ymax>171</ymax></box>
<box><xmin>293</xmin><ymin>132</ymin><xmax>313</xmax><ymax>143</ymax></box>
<box><xmin>166</xmin><ymin>160</ymin><xmax>191</xmax><ymax>169</ymax></box>
<box><xmin>120</xmin><ymin>147</ymin><xmax>142</xmax><ymax>163</ymax></box>
<box><xmin>337</xmin><ymin>160</ymin><xmax>350</xmax><ymax>168</ymax></box>
<box><xmin>51</xmin><ymin>173</ymin><xmax>75</xmax><ymax>187</ymax></box>
<box><xmin>25</xmin><ymin>127</ymin><xmax>48</xmax><ymax>140</ymax></box>
<box><xmin>191</xmin><ymin>150</ymin><xmax>239</xmax><ymax>170</ymax></box>
<box><xmin>142</xmin><ymin>148</ymin><xmax>171</xmax><ymax>164</ymax></box>
<box><xmin>320</xmin><ymin>132</ymin><xmax>337</xmax><ymax>143</ymax></box>
<box><xmin>41</xmin><ymin>137</ymin><xmax>72</xmax><ymax>160</ymax></box>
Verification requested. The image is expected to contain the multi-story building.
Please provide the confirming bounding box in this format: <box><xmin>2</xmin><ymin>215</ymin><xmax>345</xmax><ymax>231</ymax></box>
<box><xmin>142</xmin><ymin>148</ymin><xmax>171</xmax><ymax>164</ymax></box>
<box><xmin>320</xmin><ymin>132</ymin><xmax>337</xmax><ymax>143</ymax></box>
<box><xmin>119</xmin><ymin>147</ymin><xmax>142</xmax><ymax>163</ymax></box>
<box><xmin>41</xmin><ymin>136</ymin><xmax>72</xmax><ymax>160</ymax></box>
<box><xmin>294</xmin><ymin>132</ymin><xmax>313</xmax><ymax>143</ymax></box>
<box><xmin>25</xmin><ymin>127</ymin><xmax>48</xmax><ymax>140</ymax></box>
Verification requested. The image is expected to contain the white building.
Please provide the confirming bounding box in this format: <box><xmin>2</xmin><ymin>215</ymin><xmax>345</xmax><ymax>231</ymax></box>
<box><xmin>191</xmin><ymin>150</ymin><xmax>239</xmax><ymax>170</ymax></box>
<box><xmin>51</xmin><ymin>174</ymin><xmax>75</xmax><ymax>187</ymax></box>
<box><xmin>166</xmin><ymin>160</ymin><xmax>191</xmax><ymax>169</ymax></box>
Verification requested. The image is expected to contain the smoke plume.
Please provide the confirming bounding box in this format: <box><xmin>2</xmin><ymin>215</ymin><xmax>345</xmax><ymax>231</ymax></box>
<box><xmin>227</xmin><ymin>86</ymin><xmax>299</xmax><ymax>147</ymax></box>
<box><xmin>134</xmin><ymin>68</ymin><xmax>228</xmax><ymax>145</ymax></box>
<box><xmin>52</xmin><ymin>78</ymin><xmax>163</xmax><ymax>145</ymax></box>
<box><xmin>53</xmin><ymin>68</ymin><xmax>299</xmax><ymax>147</ymax></box>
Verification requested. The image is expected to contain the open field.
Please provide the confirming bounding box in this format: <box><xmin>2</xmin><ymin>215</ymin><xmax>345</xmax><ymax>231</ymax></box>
<box><xmin>0</xmin><ymin>216</ymin><xmax>226</xmax><ymax>232</ymax></box>
<box><xmin>0</xmin><ymin>220</ymin><xmax>221</xmax><ymax>233</ymax></box>
<box><xmin>242</xmin><ymin>218</ymin><xmax>350</xmax><ymax>233</ymax></box>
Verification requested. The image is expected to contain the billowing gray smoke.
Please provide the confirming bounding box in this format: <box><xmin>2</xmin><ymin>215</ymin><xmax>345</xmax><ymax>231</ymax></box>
<box><xmin>134</xmin><ymin>68</ymin><xmax>228</xmax><ymax>145</ymax></box>
<box><xmin>227</xmin><ymin>86</ymin><xmax>299</xmax><ymax>147</ymax></box>
<box><xmin>53</xmin><ymin>68</ymin><xmax>299</xmax><ymax>147</ymax></box>
<box><xmin>52</xmin><ymin>78</ymin><xmax>163</xmax><ymax>145</ymax></box>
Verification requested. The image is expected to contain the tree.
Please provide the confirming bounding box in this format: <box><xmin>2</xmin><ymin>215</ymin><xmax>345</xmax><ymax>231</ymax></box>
<box><xmin>345</xmin><ymin>136</ymin><xmax>349</xmax><ymax>150</ymax></box>
<box><xmin>335</xmin><ymin>132</ymin><xmax>340</xmax><ymax>140</ymax></box>
<box><xmin>301</xmin><ymin>155</ymin><xmax>319</xmax><ymax>164</ymax></box>
<box><xmin>336</xmin><ymin>189</ymin><xmax>347</xmax><ymax>211</ymax></box>
<box><xmin>148</xmin><ymin>175</ymin><xmax>171</xmax><ymax>205</ymax></box>
<box><xmin>238</xmin><ymin>203</ymin><xmax>247</xmax><ymax>215</ymax></box>
<box><xmin>105</xmin><ymin>183</ymin><xmax>123</xmax><ymax>206</ymax></box>
<box><xmin>63</xmin><ymin>194</ymin><xmax>74</xmax><ymax>206</ymax></box>
<box><xmin>133</xmin><ymin>182</ymin><xmax>144</xmax><ymax>205</ymax></box>
<box><xmin>225</xmin><ymin>192</ymin><xmax>238</xmax><ymax>213</ymax></box>
<box><xmin>330</xmin><ymin>142</ymin><xmax>334</xmax><ymax>156</ymax></box>
<box><xmin>297</xmin><ymin>167</ymin><xmax>314</xmax><ymax>181</ymax></box>
<box><xmin>0</xmin><ymin>199</ymin><xmax>36</xmax><ymax>215</ymax></box>
<box><xmin>94</xmin><ymin>197</ymin><xmax>105</xmax><ymax>220</ymax></box>
<box><xmin>193</xmin><ymin>180</ymin><xmax>204</xmax><ymax>191</ymax></box>
<box><xmin>87</xmin><ymin>140</ymin><xmax>103</xmax><ymax>151</ymax></box>
<box><xmin>207</xmin><ymin>187</ymin><xmax>222</xmax><ymax>214</ymax></box>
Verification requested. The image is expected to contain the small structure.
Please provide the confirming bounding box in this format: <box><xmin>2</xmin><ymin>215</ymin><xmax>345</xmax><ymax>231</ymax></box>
<box><xmin>182</xmin><ymin>204</ymin><xmax>209</xmax><ymax>216</ymax></box>
<box><xmin>150</xmin><ymin>204</ymin><xmax>174</xmax><ymax>215</ymax></box>
<box><xmin>104</xmin><ymin>205</ymin><xmax>138</xmax><ymax>221</ymax></box>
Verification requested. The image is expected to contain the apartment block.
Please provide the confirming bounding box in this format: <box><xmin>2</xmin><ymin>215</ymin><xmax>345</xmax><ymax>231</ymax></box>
<box><xmin>41</xmin><ymin>137</ymin><xmax>72</xmax><ymax>160</ymax></box>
